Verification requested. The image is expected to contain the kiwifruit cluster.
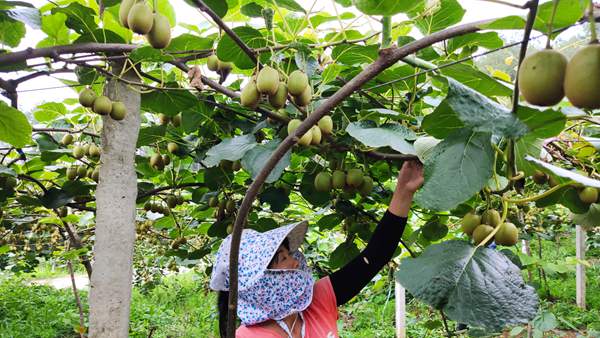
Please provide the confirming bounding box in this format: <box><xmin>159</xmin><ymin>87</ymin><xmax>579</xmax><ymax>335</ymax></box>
<box><xmin>208</xmin><ymin>196</ymin><xmax>236</xmax><ymax>223</ymax></box>
<box><xmin>158</xmin><ymin>113</ymin><xmax>181</xmax><ymax>127</ymax></box>
<box><xmin>166</xmin><ymin>194</ymin><xmax>185</xmax><ymax>208</ymax></box>
<box><xmin>286</xmin><ymin>116</ymin><xmax>333</xmax><ymax>146</ymax></box>
<box><xmin>70</xmin><ymin>142</ymin><xmax>101</xmax><ymax>161</ymax></box>
<box><xmin>219</xmin><ymin>159</ymin><xmax>242</xmax><ymax>172</ymax></box>
<box><xmin>519</xmin><ymin>44</ymin><xmax>600</xmax><ymax>108</ymax></box>
<box><xmin>0</xmin><ymin>175</ymin><xmax>17</xmax><ymax>190</ymax></box>
<box><xmin>461</xmin><ymin>209</ymin><xmax>518</xmax><ymax>246</ymax></box>
<box><xmin>206</xmin><ymin>54</ymin><xmax>233</xmax><ymax>77</ymax></box>
<box><xmin>241</xmin><ymin>68</ymin><xmax>312</xmax><ymax>110</ymax></box>
<box><xmin>143</xmin><ymin>201</ymin><xmax>171</xmax><ymax>215</ymax></box>
<box><xmin>119</xmin><ymin>0</ymin><xmax>171</xmax><ymax>49</ymax></box>
<box><xmin>531</xmin><ymin>170</ymin><xmax>599</xmax><ymax>204</ymax></box>
<box><xmin>149</xmin><ymin>153</ymin><xmax>171</xmax><ymax>170</ymax></box>
<box><xmin>79</xmin><ymin>88</ymin><xmax>127</xmax><ymax>121</ymax></box>
<box><xmin>314</xmin><ymin>168</ymin><xmax>373</xmax><ymax>197</ymax></box>
<box><xmin>66</xmin><ymin>164</ymin><xmax>99</xmax><ymax>182</ymax></box>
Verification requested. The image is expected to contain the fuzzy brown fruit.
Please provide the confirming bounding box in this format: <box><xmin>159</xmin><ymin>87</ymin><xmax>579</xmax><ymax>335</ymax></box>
<box><xmin>207</xmin><ymin>55</ymin><xmax>219</xmax><ymax>71</ymax></box>
<box><xmin>481</xmin><ymin>209</ymin><xmax>501</xmax><ymax>228</ymax></box>
<box><xmin>119</xmin><ymin>0</ymin><xmax>136</xmax><ymax>28</ymax></box>
<box><xmin>472</xmin><ymin>224</ymin><xmax>495</xmax><ymax>245</ymax></box>
<box><xmin>150</xmin><ymin>154</ymin><xmax>164</xmax><ymax>170</ymax></box>
<box><xmin>332</xmin><ymin>170</ymin><xmax>345</xmax><ymax>189</ymax></box>
<box><xmin>578</xmin><ymin>187</ymin><xmax>598</xmax><ymax>204</ymax></box>
<box><xmin>127</xmin><ymin>2</ymin><xmax>154</xmax><ymax>34</ymax></box>
<box><xmin>358</xmin><ymin>176</ymin><xmax>374</xmax><ymax>196</ymax></box>
<box><xmin>564</xmin><ymin>44</ymin><xmax>600</xmax><ymax>109</ymax></box>
<box><xmin>287</xmin><ymin>119</ymin><xmax>302</xmax><ymax>135</ymax></box>
<box><xmin>61</xmin><ymin>134</ymin><xmax>74</xmax><ymax>146</ymax></box>
<box><xmin>268</xmin><ymin>83</ymin><xmax>288</xmax><ymax>109</ymax></box>
<box><xmin>79</xmin><ymin>88</ymin><xmax>97</xmax><ymax>107</ymax></box>
<box><xmin>110</xmin><ymin>101</ymin><xmax>127</xmax><ymax>120</ymax></box>
<box><xmin>88</xmin><ymin>144</ymin><xmax>101</xmax><ymax>158</ymax></box>
<box><xmin>93</xmin><ymin>96</ymin><xmax>112</xmax><ymax>115</ymax></box>
<box><xmin>310</xmin><ymin>125</ymin><xmax>322</xmax><ymax>145</ymax></box>
<box><xmin>532</xmin><ymin>170</ymin><xmax>548</xmax><ymax>184</ymax></box>
<box><xmin>318</xmin><ymin>116</ymin><xmax>333</xmax><ymax>134</ymax></box>
<box><xmin>297</xmin><ymin>129</ymin><xmax>313</xmax><ymax>146</ymax></box>
<box><xmin>314</xmin><ymin>172</ymin><xmax>332</xmax><ymax>192</ymax></box>
<box><xmin>172</xmin><ymin>114</ymin><xmax>182</xmax><ymax>127</ymax></box>
<box><xmin>256</xmin><ymin>66</ymin><xmax>279</xmax><ymax>95</ymax></box>
<box><xmin>66</xmin><ymin>167</ymin><xmax>78</xmax><ymax>180</ymax></box>
<box><xmin>241</xmin><ymin>81</ymin><xmax>260</xmax><ymax>108</ymax></box>
<box><xmin>167</xmin><ymin>142</ymin><xmax>179</xmax><ymax>154</ymax></box>
<box><xmin>293</xmin><ymin>85</ymin><xmax>312</xmax><ymax>107</ymax></box>
<box><xmin>494</xmin><ymin>222</ymin><xmax>519</xmax><ymax>246</ymax></box>
<box><xmin>146</xmin><ymin>13</ymin><xmax>171</xmax><ymax>49</ymax></box>
<box><xmin>461</xmin><ymin>212</ymin><xmax>481</xmax><ymax>236</ymax></box>
<box><xmin>346</xmin><ymin>169</ymin><xmax>364</xmax><ymax>188</ymax></box>
<box><xmin>518</xmin><ymin>49</ymin><xmax>567</xmax><ymax>106</ymax></box>
<box><xmin>72</xmin><ymin>146</ymin><xmax>85</xmax><ymax>159</ymax></box>
<box><xmin>287</xmin><ymin>70</ymin><xmax>308</xmax><ymax>96</ymax></box>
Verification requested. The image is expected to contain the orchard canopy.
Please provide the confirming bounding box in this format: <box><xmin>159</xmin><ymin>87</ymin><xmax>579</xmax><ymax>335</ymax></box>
<box><xmin>0</xmin><ymin>0</ymin><xmax>600</xmax><ymax>336</ymax></box>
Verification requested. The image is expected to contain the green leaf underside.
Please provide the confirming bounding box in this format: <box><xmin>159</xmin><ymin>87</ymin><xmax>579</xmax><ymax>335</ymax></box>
<box><xmin>216</xmin><ymin>26</ymin><xmax>267</xmax><ymax>69</ymax></box>
<box><xmin>241</xmin><ymin>139</ymin><xmax>291</xmax><ymax>184</ymax></box>
<box><xmin>0</xmin><ymin>101</ymin><xmax>32</xmax><ymax>148</ymax></box>
<box><xmin>397</xmin><ymin>240</ymin><xmax>538</xmax><ymax>330</ymax></box>
<box><xmin>535</xmin><ymin>185</ymin><xmax>590</xmax><ymax>214</ymax></box>
<box><xmin>414</xmin><ymin>129</ymin><xmax>494</xmax><ymax>211</ymax></box>
<box><xmin>525</xmin><ymin>156</ymin><xmax>600</xmax><ymax>188</ymax></box>
<box><xmin>202</xmin><ymin>134</ymin><xmax>257</xmax><ymax>168</ymax></box>
<box><xmin>345</xmin><ymin>121</ymin><xmax>417</xmax><ymax>154</ymax></box>
<box><xmin>571</xmin><ymin>203</ymin><xmax>600</xmax><ymax>228</ymax></box>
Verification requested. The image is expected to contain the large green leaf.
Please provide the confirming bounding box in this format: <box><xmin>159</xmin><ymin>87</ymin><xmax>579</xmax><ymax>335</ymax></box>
<box><xmin>0</xmin><ymin>13</ymin><xmax>25</xmax><ymax>47</ymax></box>
<box><xmin>270</xmin><ymin>0</ymin><xmax>305</xmax><ymax>13</ymax></box>
<box><xmin>51</xmin><ymin>3</ymin><xmax>97</xmax><ymax>35</ymax></box>
<box><xmin>331</xmin><ymin>44</ymin><xmax>378</xmax><ymax>65</ymax></box>
<box><xmin>37</xmin><ymin>188</ymin><xmax>73</xmax><ymax>209</ymax></box>
<box><xmin>408</xmin><ymin>0</ymin><xmax>465</xmax><ymax>34</ymax></box>
<box><xmin>397</xmin><ymin>240</ymin><xmax>538</xmax><ymax>330</ymax></box>
<box><xmin>516</xmin><ymin>106</ymin><xmax>566</xmax><ymax>138</ymax></box>
<box><xmin>446</xmin><ymin>32</ymin><xmax>503</xmax><ymax>54</ymax></box>
<box><xmin>535</xmin><ymin>185</ymin><xmax>590</xmax><ymax>214</ymax></box>
<box><xmin>1</xmin><ymin>5</ymin><xmax>40</xmax><ymax>29</ymax></box>
<box><xmin>525</xmin><ymin>156</ymin><xmax>600</xmax><ymax>188</ymax></box>
<box><xmin>203</xmin><ymin>134</ymin><xmax>257</xmax><ymax>168</ymax></box>
<box><xmin>258</xmin><ymin>186</ymin><xmax>290</xmax><ymax>212</ymax></box>
<box><xmin>166</xmin><ymin>33</ymin><xmax>213</xmax><ymax>52</ymax></box>
<box><xmin>571</xmin><ymin>203</ymin><xmax>600</xmax><ymax>229</ymax></box>
<box><xmin>240</xmin><ymin>2</ymin><xmax>263</xmax><ymax>17</ymax></box>
<box><xmin>421</xmin><ymin>101</ymin><xmax>463</xmax><ymax>139</ymax></box>
<box><xmin>514</xmin><ymin>135</ymin><xmax>544</xmax><ymax>176</ymax></box>
<box><xmin>346</xmin><ymin>121</ymin><xmax>416</xmax><ymax>154</ymax></box>
<box><xmin>137</xmin><ymin>125</ymin><xmax>166</xmax><ymax>147</ymax></box>
<box><xmin>73</xmin><ymin>28</ymin><xmax>126</xmax><ymax>44</ymax></box>
<box><xmin>241</xmin><ymin>139</ymin><xmax>290</xmax><ymax>183</ymax></box>
<box><xmin>414</xmin><ymin>129</ymin><xmax>494</xmax><ymax>211</ymax></box>
<box><xmin>216</xmin><ymin>26</ymin><xmax>267</xmax><ymax>69</ymax></box>
<box><xmin>440</xmin><ymin>63</ymin><xmax>512</xmax><ymax>97</ymax></box>
<box><xmin>0</xmin><ymin>101</ymin><xmax>32</xmax><ymax>148</ymax></box>
<box><xmin>352</xmin><ymin>0</ymin><xmax>420</xmax><ymax>16</ymax></box>
<box><xmin>141</xmin><ymin>86</ymin><xmax>198</xmax><ymax>116</ymax></box>
<box><xmin>427</xmin><ymin>78</ymin><xmax>528</xmax><ymax>138</ymax></box>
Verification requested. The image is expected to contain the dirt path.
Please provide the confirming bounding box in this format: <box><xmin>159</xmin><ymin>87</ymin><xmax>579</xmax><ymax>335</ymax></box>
<box><xmin>28</xmin><ymin>274</ymin><xmax>89</xmax><ymax>290</ymax></box>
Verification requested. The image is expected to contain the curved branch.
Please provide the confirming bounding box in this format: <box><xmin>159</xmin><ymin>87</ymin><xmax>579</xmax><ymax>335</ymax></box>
<box><xmin>0</xmin><ymin>43</ymin><xmax>136</xmax><ymax>67</ymax></box>
<box><xmin>225</xmin><ymin>18</ymin><xmax>496</xmax><ymax>337</ymax></box>
<box><xmin>136</xmin><ymin>182</ymin><xmax>205</xmax><ymax>200</ymax></box>
<box><xmin>33</xmin><ymin>127</ymin><xmax>100</xmax><ymax>138</ymax></box>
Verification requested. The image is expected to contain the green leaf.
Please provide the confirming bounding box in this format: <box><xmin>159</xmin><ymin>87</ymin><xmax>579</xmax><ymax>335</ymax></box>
<box><xmin>38</xmin><ymin>188</ymin><xmax>73</xmax><ymax>209</ymax></box>
<box><xmin>73</xmin><ymin>28</ymin><xmax>126</xmax><ymax>44</ymax></box>
<box><xmin>536</xmin><ymin>185</ymin><xmax>591</xmax><ymax>214</ymax></box>
<box><xmin>346</xmin><ymin>121</ymin><xmax>416</xmax><ymax>154</ymax></box>
<box><xmin>525</xmin><ymin>156</ymin><xmax>600</xmax><ymax>188</ymax></box>
<box><xmin>33</xmin><ymin>102</ymin><xmax>67</xmax><ymax>123</ymax></box>
<box><xmin>310</xmin><ymin>12</ymin><xmax>354</xmax><ymax>28</ymax></box>
<box><xmin>408</xmin><ymin>0</ymin><xmax>465</xmax><ymax>34</ymax></box>
<box><xmin>440</xmin><ymin>63</ymin><xmax>512</xmax><ymax>97</ymax></box>
<box><xmin>443</xmin><ymin>78</ymin><xmax>528</xmax><ymax>138</ymax></box>
<box><xmin>317</xmin><ymin>213</ymin><xmax>342</xmax><ymax>231</ymax></box>
<box><xmin>414</xmin><ymin>130</ymin><xmax>494</xmax><ymax>211</ymax></box>
<box><xmin>0</xmin><ymin>13</ymin><xmax>25</xmax><ymax>47</ymax></box>
<box><xmin>203</xmin><ymin>134</ymin><xmax>257</xmax><ymax>168</ymax></box>
<box><xmin>533</xmin><ymin>0</ymin><xmax>586</xmax><ymax>35</ymax></box>
<box><xmin>479</xmin><ymin>15</ymin><xmax>525</xmax><ymax>30</ymax></box>
<box><xmin>141</xmin><ymin>86</ymin><xmax>197</xmax><ymax>116</ymax></box>
<box><xmin>1</xmin><ymin>6</ymin><xmax>40</xmax><ymax>28</ymax></box>
<box><xmin>137</xmin><ymin>125</ymin><xmax>166</xmax><ymax>147</ymax></box>
<box><xmin>51</xmin><ymin>3</ymin><xmax>97</xmax><ymax>35</ymax></box>
<box><xmin>331</xmin><ymin>44</ymin><xmax>379</xmax><ymax>65</ymax></box>
<box><xmin>166</xmin><ymin>33</ymin><xmax>213</xmax><ymax>52</ymax></box>
<box><xmin>258</xmin><ymin>187</ymin><xmax>290</xmax><ymax>212</ymax></box>
<box><xmin>241</xmin><ymin>139</ymin><xmax>290</xmax><ymax>183</ymax></box>
<box><xmin>204</xmin><ymin>0</ymin><xmax>228</xmax><ymax>17</ymax></box>
<box><xmin>445</xmin><ymin>32</ymin><xmax>503</xmax><ymax>54</ymax></box>
<box><xmin>240</xmin><ymin>2</ymin><xmax>263</xmax><ymax>17</ymax></box>
<box><xmin>516</xmin><ymin>106</ymin><xmax>566</xmax><ymax>138</ymax></box>
<box><xmin>0</xmin><ymin>165</ymin><xmax>15</xmax><ymax>176</ymax></box>
<box><xmin>514</xmin><ymin>135</ymin><xmax>544</xmax><ymax>176</ymax></box>
<box><xmin>216</xmin><ymin>26</ymin><xmax>266</xmax><ymax>69</ymax></box>
<box><xmin>397</xmin><ymin>240</ymin><xmax>538</xmax><ymax>330</ymax></box>
<box><xmin>352</xmin><ymin>0</ymin><xmax>419</xmax><ymax>16</ymax></box>
<box><xmin>130</xmin><ymin>46</ymin><xmax>175</xmax><ymax>63</ymax></box>
<box><xmin>329</xmin><ymin>240</ymin><xmax>360</xmax><ymax>269</ymax></box>
<box><xmin>571</xmin><ymin>203</ymin><xmax>600</xmax><ymax>229</ymax></box>
<box><xmin>421</xmin><ymin>101</ymin><xmax>463</xmax><ymax>139</ymax></box>
<box><xmin>532</xmin><ymin>310</ymin><xmax>558</xmax><ymax>332</ymax></box>
<box><xmin>204</xmin><ymin>167</ymin><xmax>234</xmax><ymax>191</ymax></box>
<box><xmin>270</xmin><ymin>0</ymin><xmax>305</xmax><ymax>13</ymax></box>
<box><xmin>0</xmin><ymin>101</ymin><xmax>32</xmax><ymax>148</ymax></box>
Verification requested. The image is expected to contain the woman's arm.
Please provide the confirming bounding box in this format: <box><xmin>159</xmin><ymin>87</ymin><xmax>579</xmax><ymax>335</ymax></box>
<box><xmin>329</xmin><ymin>161</ymin><xmax>423</xmax><ymax>306</ymax></box>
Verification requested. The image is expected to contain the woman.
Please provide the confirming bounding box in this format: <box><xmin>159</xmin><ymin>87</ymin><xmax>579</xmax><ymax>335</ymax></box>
<box><xmin>210</xmin><ymin>160</ymin><xmax>424</xmax><ymax>337</ymax></box>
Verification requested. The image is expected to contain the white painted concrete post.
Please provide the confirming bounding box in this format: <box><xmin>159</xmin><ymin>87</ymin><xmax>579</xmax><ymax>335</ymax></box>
<box><xmin>576</xmin><ymin>225</ymin><xmax>586</xmax><ymax>310</ymax></box>
<box><xmin>395</xmin><ymin>275</ymin><xmax>406</xmax><ymax>338</ymax></box>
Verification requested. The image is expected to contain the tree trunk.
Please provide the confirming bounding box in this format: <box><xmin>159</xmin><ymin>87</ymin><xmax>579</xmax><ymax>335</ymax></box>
<box><xmin>88</xmin><ymin>62</ymin><xmax>141</xmax><ymax>338</ymax></box>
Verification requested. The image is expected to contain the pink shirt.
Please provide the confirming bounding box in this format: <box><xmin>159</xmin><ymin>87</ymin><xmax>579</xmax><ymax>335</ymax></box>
<box><xmin>236</xmin><ymin>276</ymin><xmax>339</xmax><ymax>338</ymax></box>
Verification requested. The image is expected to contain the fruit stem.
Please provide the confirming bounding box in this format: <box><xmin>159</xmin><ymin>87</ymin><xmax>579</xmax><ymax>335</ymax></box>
<box><xmin>381</xmin><ymin>16</ymin><xmax>392</xmax><ymax>49</ymax></box>
<box><xmin>545</xmin><ymin>0</ymin><xmax>560</xmax><ymax>49</ymax></box>
<box><xmin>588</xmin><ymin>0</ymin><xmax>598</xmax><ymax>43</ymax></box>
<box><xmin>502</xmin><ymin>180</ymin><xmax>574</xmax><ymax>204</ymax></box>
<box><xmin>153</xmin><ymin>0</ymin><xmax>157</xmax><ymax>14</ymax></box>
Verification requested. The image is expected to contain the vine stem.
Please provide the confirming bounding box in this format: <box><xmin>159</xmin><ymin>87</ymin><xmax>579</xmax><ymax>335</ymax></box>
<box><xmin>381</xmin><ymin>16</ymin><xmax>392</xmax><ymax>48</ymax></box>
<box><xmin>502</xmin><ymin>181</ymin><xmax>574</xmax><ymax>204</ymax></box>
<box><xmin>512</xmin><ymin>0</ymin><xmax>539</xmax><ymax>114</ymax></box>
<box><xmin>589</xmin><ymin>0</ymin><xmax>598</xmax><ymax>43</ymax></box>
<box><xmin>224</xmin><ymin>18</ymin><xmax>498</xmax><ymax>338</ymax></box>
<box><xmin>546</xmin><ymin>0</ymin><xmax>560</xmax><ymax>48</ymax></box>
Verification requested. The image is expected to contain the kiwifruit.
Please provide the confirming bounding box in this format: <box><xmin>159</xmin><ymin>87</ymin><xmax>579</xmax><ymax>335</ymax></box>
<box><xmin>287</xmin><ymin>70</ymin><xmax>308</xmax><ymax>96</ymax></box>
<box><xmin>218</xmin><ymin>61</ymin><xmax>233</xmax><ymax>72</ymax></box>
<box><xmin>167</xmin><ymin>196</ymin><xmax>178</xmax><ymax>209</ymax></box>
<box><xmin>127</xmin><ymin>2</ymin><xmax>154</xmax><ymax>35</ymax></box>
<box><xmin>293</xmin><ymin>85</ymin><xmax>312</xmax><ymax>107</ymax></box>
<box><xmin>494</xmin><ymin>222</ymin><xmax>519</xmax><ymax>246</ymax></box>
<box><xmin>61</xmin><ymin>134</ymin><xmax>74</xmax><ymax>146</ymax></box>
<box><xmin>146</xmin><ymin>13</ymin><xmax>171</xmax><ymax>49</ymax></box>
<box><xmin>219</xmin><ymin>160</ymin><xmax>233</xmax><ymax>171</ymax></box>
<box><xmin>332</xmin><ymin>170</ymin><xmax>345</xmax><ymax>189</ymax></box>
<box><xmin>346</xmin><ymin>169</ymin><xmax>364</xmax><ymax>188</ymax></box>
<box><xmin>93</xmin><ymin>96</ymin><xmax>112</xmax><ymax>115</ymax></box>
<box><xmin>578</xmin><ymin>187</ymin><xmax>598</xmax><ymax>204</ymax></box>
<box><xmin>518</xmin><ymin>49</ymin><xmax>567</xmax><ymax>106</ymax></box>
<box><xmin>461</xmin><ymin>212</ymin><xmax>481</xmax><ymax>236</ymax></box>
<box><xmin>77</xmin><ymin>166</ymin><xmax>87</xmax><ymax>178</ymax></box>
<box><xmin>119</xmin><ymin>0</ymin><xmax>136</xmax><ymax>28</ymax></box>
<box><xmin>481</xmin><ymin>209</ymin><xmax>501</xmax><ymax>228</ymax></box>
<box><xmin>358</xmin><ymin>176</ymin><xmax>374</xmax><ymax>196</ymax></box>
<box><xmin>318</xmin><ymin>116</ymin><xmax>333</xmax><ymax>135</ymax></box>
<box><xmin>167</xmin><ymin>142</ymin><xmax>179</xmax><ymax>154</ymax></box>
<box><xmin>72</xmin><ymin>146</ymin><xmax>85</xmax><ymax>159</ymax></box>
<box><xmin>256</xmin><ymin>66</ymin><xmax>280</xmax><ymax>95</ymax></box>
<box><xmin>297</xmin><ymin>129</ymin><xmax>312</xmax><ymax>146</ymax></box>
<box><xmin>232</xmin><ymin>160</ymin><xmax>242</xmax><ymax>171</ymax></box>
<box><xmin>287</xmin><ymin>119</ymin><xmax>302</xmax><ymax>135</ymax></box>
<box><xmin>207</xmin><ymin>55</ymin><xmax>219</xmax><ymax>71</ymax></box>
<box><xmin>241</xmin><ymin>81</ymin><xmax>260</xmax><ymax>108</ymax></box>
<box><xmin>81</xmin><ymin>144</ymin><xmax>90</xmax><ymax>155</ymax></box>
<box><xmin>150</xmin><ymin>153</ymin><xmax>164</xmax><ymax>169</ymax></box>
<box><xmin>208</xmin><ymin>196</ymin><xmax>218</xmax><ymax>208</ymax></box>
<box><xmin>66</xmin><ymin>167</ymin><xmax>78</xmax><ymax>180</ymax></box>
<box><xmin>86</xmin><ymin>168</ymin><xmax>94</xmax><ymax>178</ymax></box>
<box><xmin>57</xmin><ymin>207</ymin><xmax>68</xmax><ymax>218</ymax></box>
<box><xmin>110</xmin><ymin>101</ymin><xmax>127</xmax><ymax>121</ymax></box>
<box><xmin>88</xmin><ymin>144</ymin><xmax>101</xmax><ymax>158</ymax></box>
<box><xmin>79</xmin><ymin>88</ymin><xmax>97</xmax><ymax>107</ymax></box>
<box><xmin>564</xmin><ymin>44</ymin><xmax>600</xmax><ymax>109</ymax></box>
<box><xmin>314</xmin><ymin>172</ymin><xmax>332</xmax><ymax>192</ymax></box>
<box><xmin>472</xmin><ymin>224</ymin><xmax>494</xmax><ymax>245</ymax></box>
<box><xmin>158</xmin><ymin>113</ymin><xmax>170</xmax><ymax>125</ymax></box>
<box><xmin>225</xmin><ymin>200</ymin><xmax>236</xmax><ymax>213</ymax></box>
<box><xmin>548</xmin><ymin>175</ymin><xmax>560</xmax><ymax>187</ymax></box>
<box><xmin>91</xmin><ymin>167</ymin><xmax>99</xmax><ymax>182</ymax></box>
<box><xmin>172</xmin><ymin>114</ymin><xmax>182</xmax><ymax>127</ymax></box>
<box><xmin>532</xmin><ymin>170</ymin><xmax>548</xmax><ymax>184</ymax></box>
<box><xmin>268</xmin><ymin>83</ymin><xmax>288</xmax><ymax>109</ymax></box>
<box><xmin>162</xmin><ymin>154</ymin><xmax>170</xmax><ymax>165</ymax></box>
<box><xmin>310</xmin><ymin>125</ymin><xmax>322</xmax><ymax>145</ymax></box>
<box><xmin>226</xmin><ymin>224</ymin><xmax>234</xmax><ymax>235</ymax></box>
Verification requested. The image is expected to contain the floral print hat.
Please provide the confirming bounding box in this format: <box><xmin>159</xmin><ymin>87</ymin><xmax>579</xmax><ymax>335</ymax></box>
<box><xmin>210</xmin><ymin>220</ymin><xmax>314</xmax><ymax>325</ymax></box>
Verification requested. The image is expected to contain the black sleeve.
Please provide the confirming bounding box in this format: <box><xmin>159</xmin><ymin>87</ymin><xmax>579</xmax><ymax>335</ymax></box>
<box><xmin>328</xmin><ymin>210</ymin><xmax>407</xmax><ymax>306</ymax></box>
